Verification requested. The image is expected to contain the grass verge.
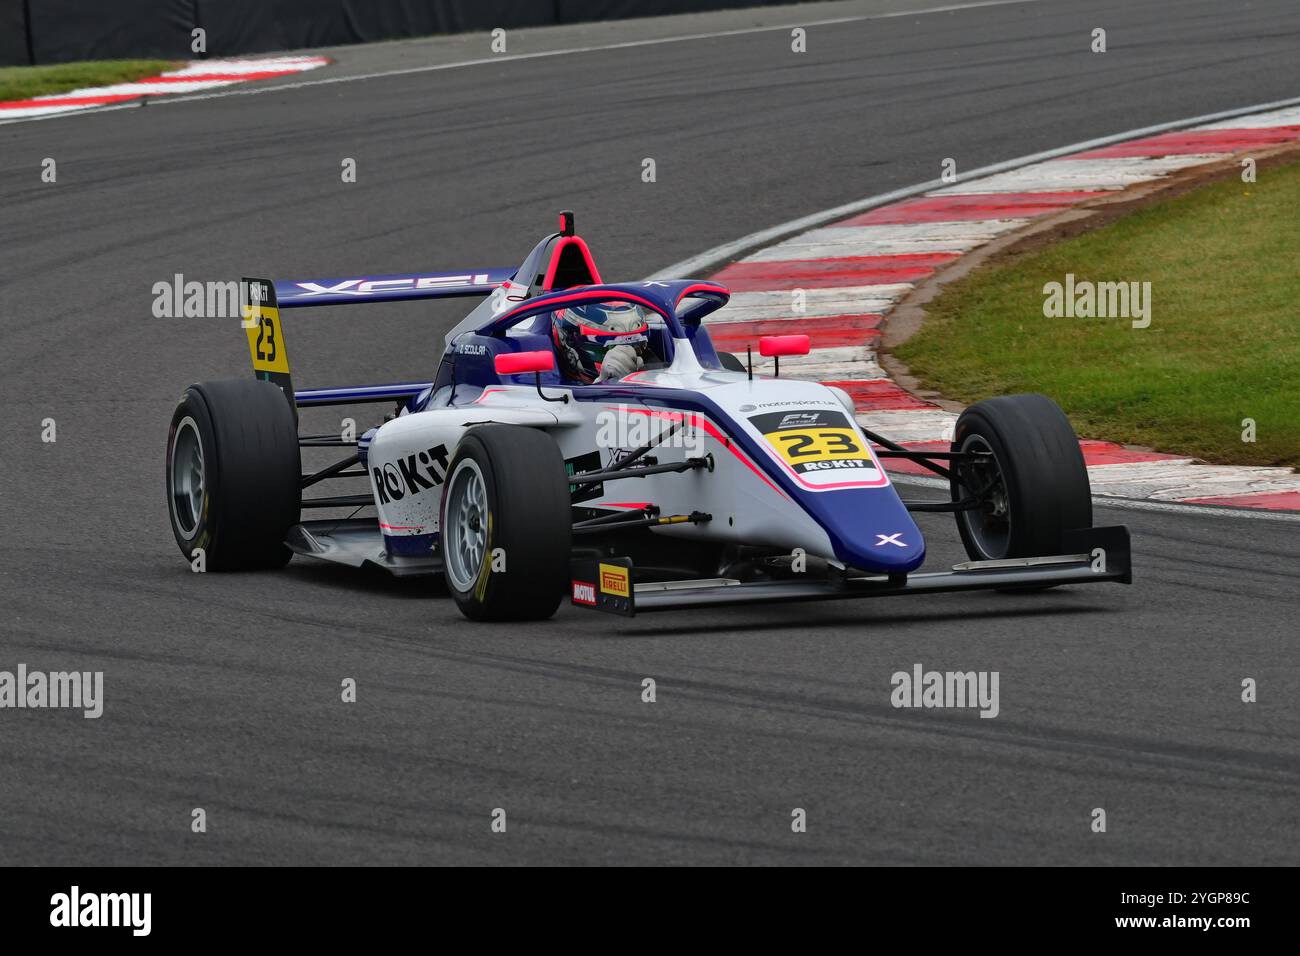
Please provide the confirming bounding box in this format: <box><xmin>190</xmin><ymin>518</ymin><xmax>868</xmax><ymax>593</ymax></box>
<box><xmin>0</xmin><ymin>60</ymin><xmax>175</xmax><ymax>102</ymax></box>
<box><xmin>894</xmin><ymin>158</ymin><xmax>1300</xmax><ymax>468</ymax></box>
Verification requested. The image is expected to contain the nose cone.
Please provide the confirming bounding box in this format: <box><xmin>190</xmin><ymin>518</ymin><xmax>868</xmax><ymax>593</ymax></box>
<box><xmin>796</xmin><ymin>485</ymin><xmax>926</xmax><ymax>573</ymax></box>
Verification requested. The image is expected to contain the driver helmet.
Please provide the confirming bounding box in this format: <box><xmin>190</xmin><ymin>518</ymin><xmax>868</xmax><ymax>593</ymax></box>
<box><xmin>551</xmin><ymin>301</ymin><xmax>651</xmax><ymax>383</ymax></box>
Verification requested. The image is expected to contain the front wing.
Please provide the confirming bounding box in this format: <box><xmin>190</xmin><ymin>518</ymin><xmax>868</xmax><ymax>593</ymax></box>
<box><xmin>570</xmin><ymin>526</ymin><xmax>1131</xmax><ymax>616</ymax></box>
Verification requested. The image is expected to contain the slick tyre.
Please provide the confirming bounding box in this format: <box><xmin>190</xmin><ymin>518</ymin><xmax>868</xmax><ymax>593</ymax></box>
<box><xmin>949</xmin><ymin>393</ymin><xmax>1092</xmax><ymax>562</ymax></box>
<box><xmin>166</xmin><ymin>379</ymin><xmax>301</xmax><ymax>571</ymax></box>
<box><xmin>440</xmin><ymin>425</ymin><xmax>572</xmax><ymax>621</ymax></box>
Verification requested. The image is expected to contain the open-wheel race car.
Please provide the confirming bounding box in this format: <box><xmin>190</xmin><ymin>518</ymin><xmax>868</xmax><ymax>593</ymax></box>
<box><xmin>165</xmin><ymin>212</ymin><xmax>1131</xmax><ymax>620</ymax></box>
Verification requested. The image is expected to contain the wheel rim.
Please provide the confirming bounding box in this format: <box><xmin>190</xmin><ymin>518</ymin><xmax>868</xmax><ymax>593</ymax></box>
<box><xmin>443</xmin><ymin>459</ymin><xmax>490</xmax><ymax>592</ymax></box>
<box><xmin>170</xmin><ymin>417</ymin><xmax>205</xmax><ymax>539</ymax></box>
<box><xmin>955</xmin><ymin>434</ymin><xmax>1011</xmax><ymax>559</ymax></box>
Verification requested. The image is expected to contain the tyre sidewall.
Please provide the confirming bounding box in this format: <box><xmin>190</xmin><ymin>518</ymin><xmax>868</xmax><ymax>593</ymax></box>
<box><xmin>441</xmin><ymin>443</ymin><xmax>497</xmax><ymax>616</ymax></box>
<box><xmin>440</xmin><ymin>426</ymin><xmax>571</xmax><ymax>621</ymax></box>
<box><xmin>951</xmin><ymin>394</ymin><xmax>1092</xmax><ymax>560</ymax></box>
<box><xmin>165</xmin><ymin>380</ymin><xmax>300</xmax><ymax>570</ymax></box>
<box><xmin>167</xmin><ymin>389</ymin><xmax>220</xmax><ymax>563</ymax></box>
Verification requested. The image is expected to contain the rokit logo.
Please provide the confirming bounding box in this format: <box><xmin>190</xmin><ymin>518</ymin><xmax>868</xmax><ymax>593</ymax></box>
<box><xmin>373</xmin><ymin>444</ymin><xmax>451</xmax><ymax>503</ymax></box>
<box><xmin>802</xmin><ymin>458</ymin><xmax>868</xmax><ymax>471</ymax></box>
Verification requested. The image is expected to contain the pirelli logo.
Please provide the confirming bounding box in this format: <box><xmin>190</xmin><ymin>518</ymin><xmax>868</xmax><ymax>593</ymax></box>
<box><xmin>599</xmin><ymin>563</ymin><xmax>630</xmax><ymax>598</ymax></box>
<box><xmin>570</xmin><ymin>558</ymin><xmax>634</xmax><ymax>616</ymax></box>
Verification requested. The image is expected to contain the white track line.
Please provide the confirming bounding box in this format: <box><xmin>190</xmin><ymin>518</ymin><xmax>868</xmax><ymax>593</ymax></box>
<box><xmin>0</xmin><ymin>0</ymin><xmax>1044</xmax><ymax>127</ymax></box>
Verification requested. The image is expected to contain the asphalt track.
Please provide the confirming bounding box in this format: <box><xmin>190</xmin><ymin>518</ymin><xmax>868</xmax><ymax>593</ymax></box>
<box><xmin>1</xmin><ymin>0</ymin><xmax>1298</xmax><ymax>865</ymax></box>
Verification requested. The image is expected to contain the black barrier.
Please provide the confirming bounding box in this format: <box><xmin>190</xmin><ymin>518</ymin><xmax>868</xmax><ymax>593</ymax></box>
<box><xmin>555</xmin><ymin>0</ymin><xmax>792</xmax><ymax>20</ymax></box>
<box><xmin>0</xmin><ymin>0</ymin><xmax>32</xmax><ymax>66</ymax></box>
<box><xmin>27</xmin><ymin>0</ymin><xmax>195</xmax><ymax>64</ymax></box>
<box><xmin>3</xmin><ymin>0</ymin><xmax>811</xmax><ymax>67</ymax></box>
<box><xmin>253</xmin><ymin>0</ymin><xmax>553</xmax><ymax>53</ymax></box>
<box><xmin>192</xmin><ymin>0</ymin><xmax>277</xmax><ymax>58</ymax></box>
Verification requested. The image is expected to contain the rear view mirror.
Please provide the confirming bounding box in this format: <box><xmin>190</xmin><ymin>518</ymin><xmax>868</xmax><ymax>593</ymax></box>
<box><xmin>758</xmin><ymin>334</ymin><xmax>810</xmax><ymax>377</ymax></box>
<box><xmin>494</xmin><ymin>351</ymin><xmax>555</xmax><ymax>375</ymax></box>
<box><xmin>493</xmin><ymin>350</ymin><xmax>566</xmax><ymax>404</ymax></box>
<box><xmin>758</xmin><ymin>334</ymin><xmax>811</xmax><ymax>357</ymax></box>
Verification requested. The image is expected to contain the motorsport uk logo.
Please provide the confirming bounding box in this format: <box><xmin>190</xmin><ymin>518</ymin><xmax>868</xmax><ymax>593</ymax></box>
<box><xmin>49</xmin><ymin>887</ymin><xmax>151</xmax><ymax>936</ymax></box>
<box><xmin>0</xmin><ymin>664</ymin><xmax>103</xmax><ymax>718</ymax></box>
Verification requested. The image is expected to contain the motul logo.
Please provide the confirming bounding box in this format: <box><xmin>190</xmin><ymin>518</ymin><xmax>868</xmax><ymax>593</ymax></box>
<box><xmin>572</xmin><ymin>581</ymin><xmax>596</xmax><ymax>605</ymax></box>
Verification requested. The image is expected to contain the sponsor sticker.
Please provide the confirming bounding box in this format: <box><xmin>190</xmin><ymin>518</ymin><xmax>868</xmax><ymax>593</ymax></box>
<box><xmin>747</xmin><ymin>408</ymin><xmax>885</xmax><ymax>489</ymax></box>
<box><xmin>565</xmin><ymin>451</ymin><xmax>604</xmax><ymax>503</ymax></box>
<box><xmin>569</xmin><ymin>557</ymin><xmax>634</xmax><ymax>616</ymax></box>
<box><xmin>598</xmin><ymin>562</ymin><xmax>630</xmax><ymax>598</ymax></box>
<box><xmin>243</xmin><ymin>303</ymin><xmax>289</xmax><ymax>374</ymax></box>
<box><xmin>372</xmin><ymin>444</ymin><xmax>451</xmax><ymax>503</ymax></box>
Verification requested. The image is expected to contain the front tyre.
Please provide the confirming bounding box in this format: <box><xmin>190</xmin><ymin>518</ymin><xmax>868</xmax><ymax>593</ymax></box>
<box><xmin>440</xmin><ymin>425</ymin><xmax>572</xmax><ymax>621</ymax></box>
<box><xmin>166</xmin><ymin>379</ymin><xmax>301</xmax><ymax>570</ymax></box>
<box><xmin>950</xmin><ymin>393</ymin><xmax>1092</xmax><ymax>561</ymax></box>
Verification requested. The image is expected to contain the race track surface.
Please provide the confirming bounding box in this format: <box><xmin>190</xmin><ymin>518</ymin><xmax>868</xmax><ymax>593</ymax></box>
<box><xmin>1</xmin><ymin>0</ymin><xmax>1298</xmax><ymax>864</ymax></box>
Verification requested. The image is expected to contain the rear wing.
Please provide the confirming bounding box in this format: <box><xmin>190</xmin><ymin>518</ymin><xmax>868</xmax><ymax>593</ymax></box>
<box><xmin>240</xmin><ymin>268</ymin><xmax>513</xmax><ymax>416</ymax></box>
<box><xmin>273</xmin><ymin>268</ymin><xmax>515</xmax><ymax>308</ymax></box>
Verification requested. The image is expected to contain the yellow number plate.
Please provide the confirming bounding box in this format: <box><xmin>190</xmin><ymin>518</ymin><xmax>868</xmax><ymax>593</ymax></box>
<box><xmin>767</xmin><ymin>427</ymin><xmax>869</xmax><ymax>467</ymax></box>
<box><xmin>243</xmin><ymin>304</ymin><xmax>290</xmax><ymax>374</ymax></box>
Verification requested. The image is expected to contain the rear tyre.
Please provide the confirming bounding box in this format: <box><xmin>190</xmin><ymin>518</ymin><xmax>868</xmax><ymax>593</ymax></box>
<box><xmin>440</xmin><ymin>425</ymin><xmax>572</xmax><ymax>621</ymax></box>
<box><xmin>166</xmin><ymin>379</ymin><xmax>301</xmax><ymax>570</ymax></box>
<box><xmin>950</xmin><ymin>393</ymin><xmax>1091</xmax><ymax>561</ymax></box>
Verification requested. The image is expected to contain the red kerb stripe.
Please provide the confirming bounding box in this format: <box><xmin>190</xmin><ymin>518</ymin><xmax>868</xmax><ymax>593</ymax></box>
<box><xmin>1073</xmin><ymin>127</ymin><xmax>1300</xmax><ymax>159</ymax></box>
<box><xmin>714</xmin><ymin>253</ymin><xmax>957</xmax><ymax>291</ymax></box>
<box><xmin>839</xmin><ymin>192</ymin><xmax>1101</xmax><ymax>225</ymax></box>
<box><xmin>1181</xmin><ymin>491</ymin><xmax>1300</xmax><ymax>511</ymax></box>
<box><xmin>824</xmin><ymin>380</ymin><xmax>931</xmax><ymax>411</ymax></box>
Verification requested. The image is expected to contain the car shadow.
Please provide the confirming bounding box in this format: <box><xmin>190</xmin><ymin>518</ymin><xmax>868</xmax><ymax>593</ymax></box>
<box><xmin>606</xmin><ymin>599</ymin><xmax>1114</xmax><ymax>639</ymax></box>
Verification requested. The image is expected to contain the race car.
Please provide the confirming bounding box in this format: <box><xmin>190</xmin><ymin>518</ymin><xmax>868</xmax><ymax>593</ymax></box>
<box><xmin>165</xmin><ymin>212</ymin><xmax>1131</xmax><ymax>620</ymax></box>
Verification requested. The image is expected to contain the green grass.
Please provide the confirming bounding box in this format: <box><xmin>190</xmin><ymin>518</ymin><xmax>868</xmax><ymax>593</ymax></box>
<box><xmin>0</xmin><ymin>60</ymin><xmax>175</xmax><ymax>101</ymax></box>
<box><xmin>895</xmin><ymin>159</ymin><xmax>1300</xmax><ymax>468</ymax></box>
